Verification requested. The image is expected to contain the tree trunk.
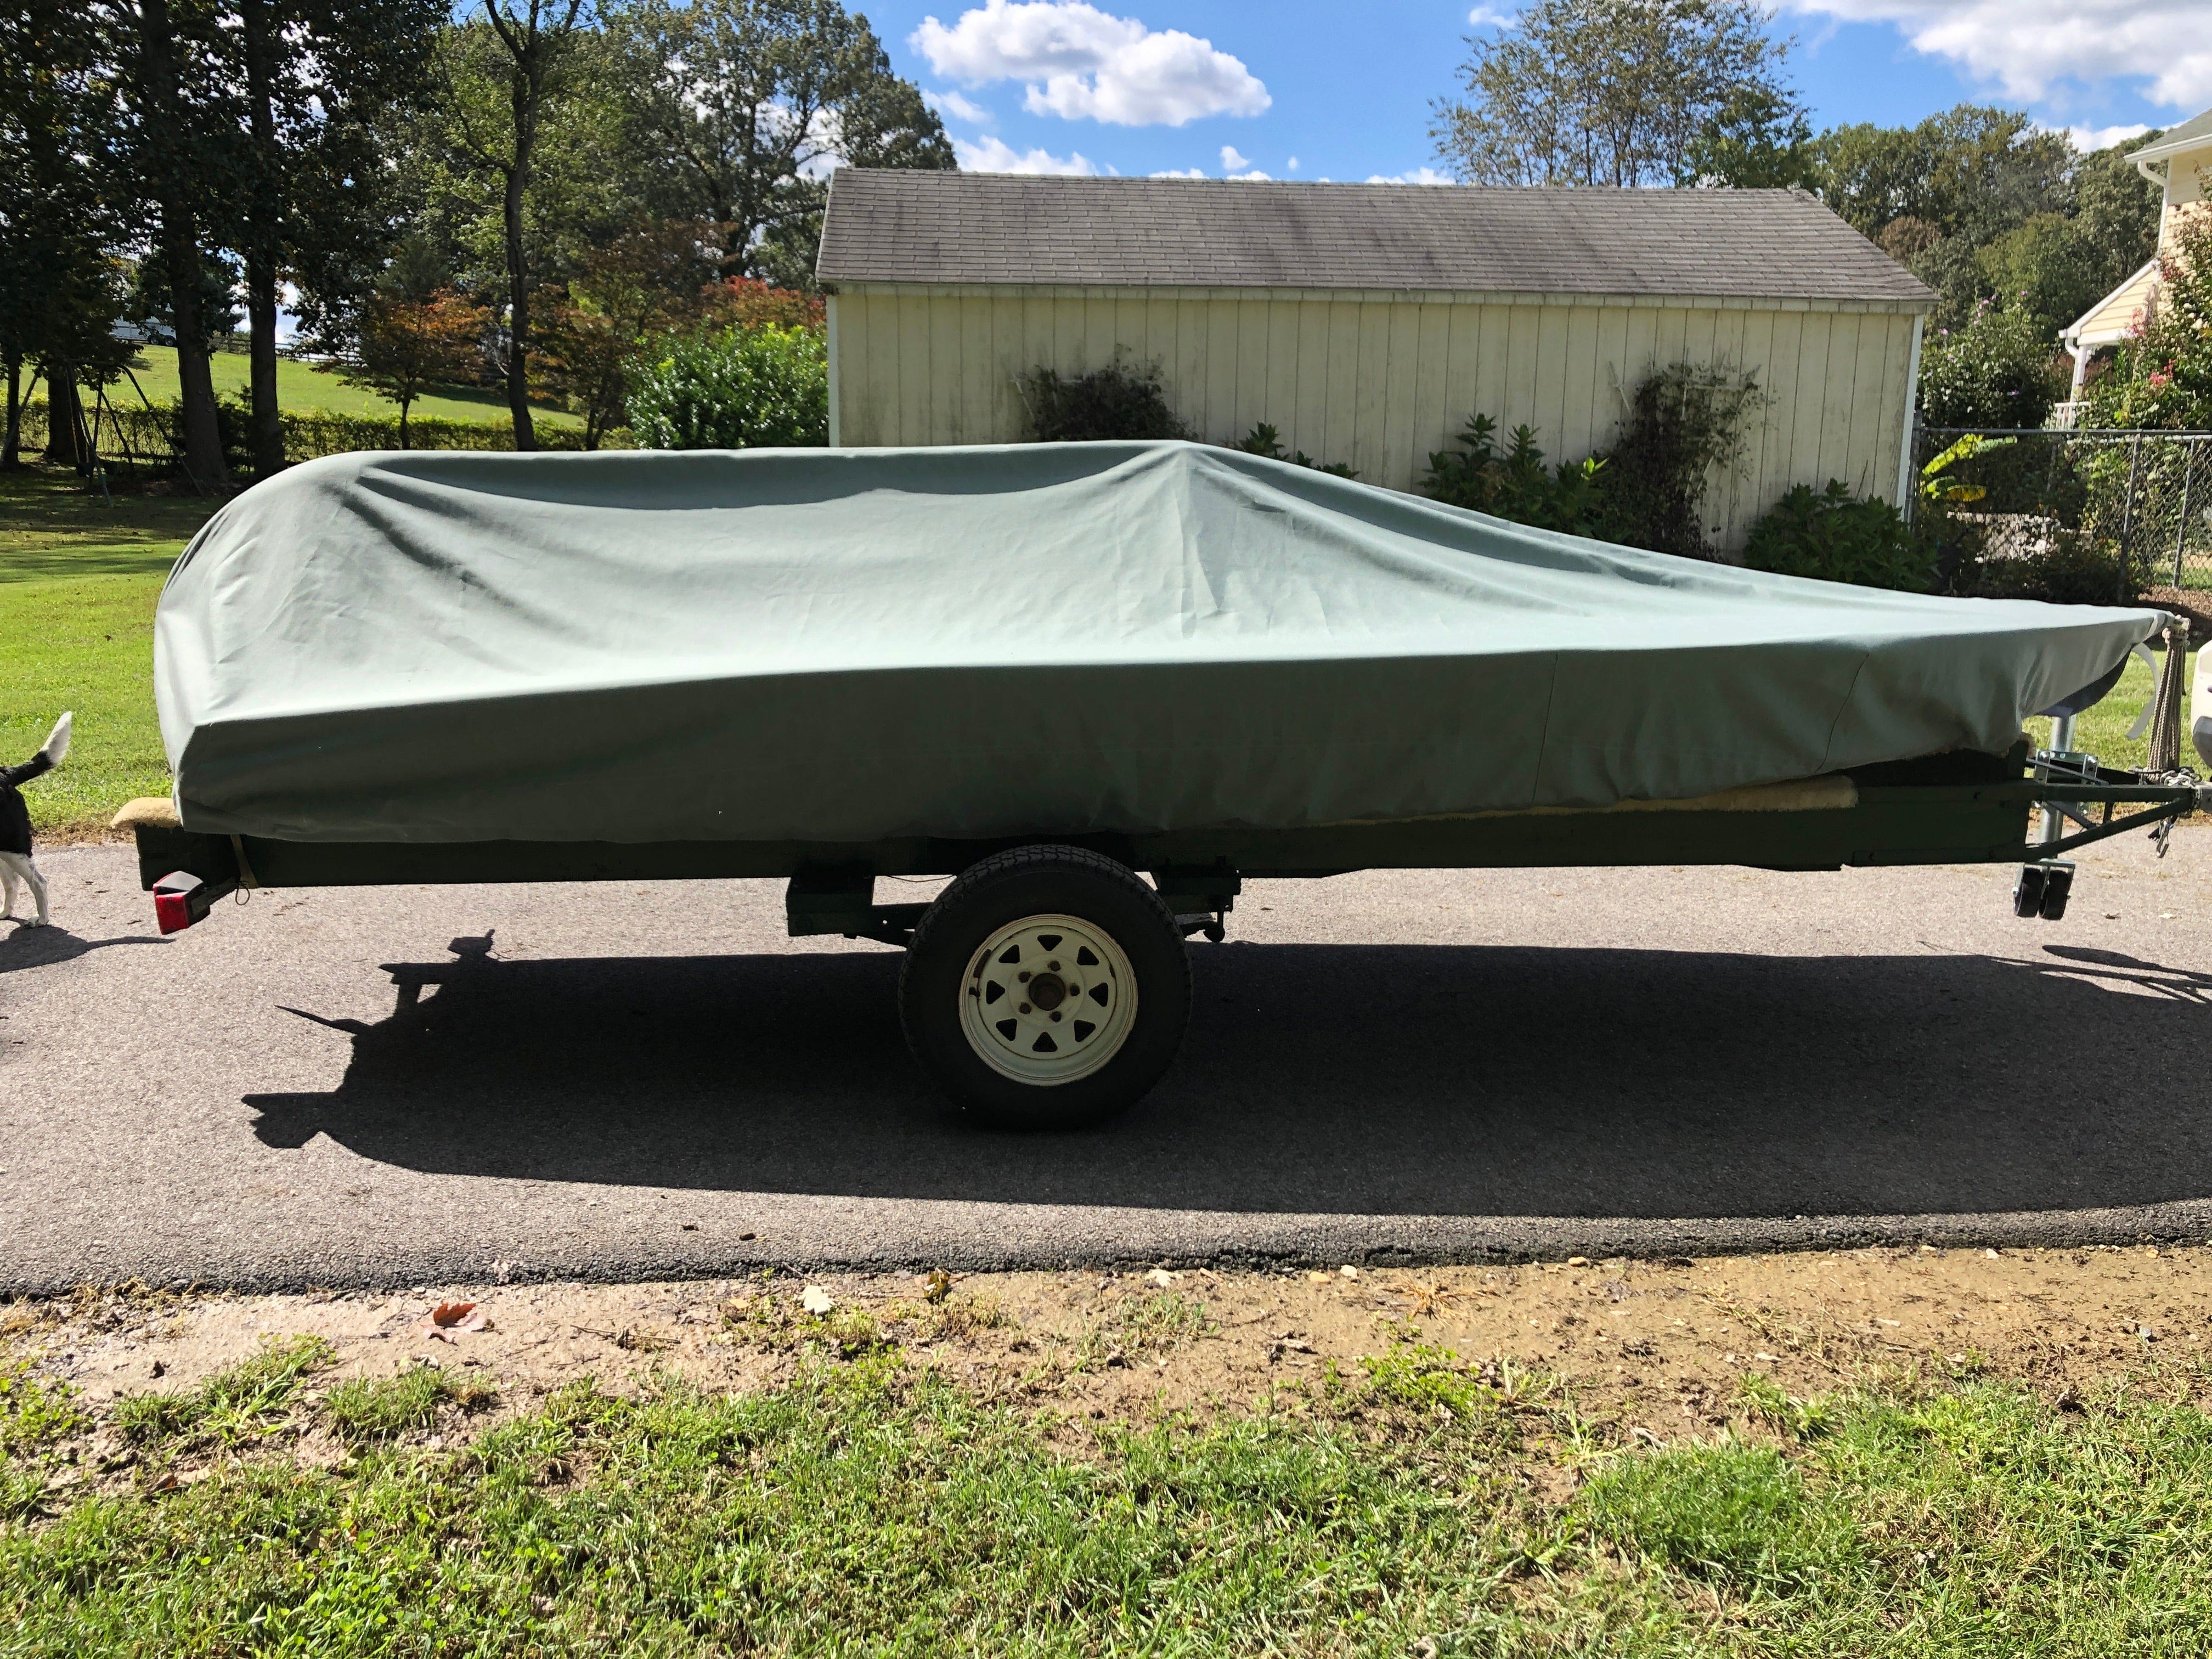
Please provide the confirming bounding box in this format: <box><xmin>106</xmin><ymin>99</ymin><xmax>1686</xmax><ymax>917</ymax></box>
<box><xmin>2</xmin><ymin>354</ymin><xmax>20</xmax><ymax>469</ymax></box>
<box><xmin>503</xmin><ymin>176</ymin><xmax>537</xmax><ymax>452</ymax></box>
<box><xmin>240</xmin><ymin>0</ymin><xmax>285</xmax><ymax>478</ymax></box>
<box><xmin>399</xmin><ymin>394</ymin><xmax>411</xmax><ymax>450</ymax></box>
<box><xmin>41</xmin><ymin>363</ymin><xmax>81</xmax><ymax>468</ymax></box>
<box><xmin>503</xmin><ymin>54</ymin><xmax>537</xmax><ymax>452</ymax></box>
<box><xmin>138</xmin><ymin>0</ymin><xmax>229</xmax><ymax>492</ymax></box>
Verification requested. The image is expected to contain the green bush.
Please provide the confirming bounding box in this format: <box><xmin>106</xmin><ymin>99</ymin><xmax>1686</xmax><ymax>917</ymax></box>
<box><xmin>1423</xmin><ymin>414</ymin><xmax>1609</xmax><ymax>536</ymax></box>
<box><xmin>1017</xmin><ymin>349</ymin><xmax>1190</xmax><ymax>442</ymax></box>
<box><xmin>1743</xmin><ymin>480</ymin><xmax>1942</xmax><ymax>591</ymax></box>
<box><xmin>1596</xmin><ymin>363</ymin><xmax>1767</xmax><ymax>559</ymax></box>
<box><xmin>1972</xmin><ymin>531</ymin><xmax>2135</xmax><ymax>605</ymax></box>
<box><xmin>1234</xmin><ymin>422</ymin><xmax>1355</xmax><ymax>477</ymax></box>
<box><xmin>1917</xmin><ymin>301</ymin><xmax>2063</xmax><ymax>430</ymax></box>
<box><xmin>18</xmin><ymin>398</ymin><xmax>616</xmax><ymax>469</ymax></box>
<box><xmin>1424</xmin><ymin>364</ymin><xmax>1762</xmax><ymax>557</ymax></box>
<box><xmin>626</xmin><ymin>324</ymin><xmax>829</xmax><ymax>450</ymax></box>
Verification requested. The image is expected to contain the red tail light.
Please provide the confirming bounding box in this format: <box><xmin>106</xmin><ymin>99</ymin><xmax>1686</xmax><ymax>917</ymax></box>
<box><xmin>152</xmin><ymin>872</ymin><xmax>205</xmax><ymax>934</ymax></box>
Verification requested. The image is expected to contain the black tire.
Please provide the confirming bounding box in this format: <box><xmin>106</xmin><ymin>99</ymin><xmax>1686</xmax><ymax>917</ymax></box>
<box><xmin>899</xmin><ymin>845</ymin><xmax>1192</xmax><ymax>1130</ymax></box>
<box><xmin>2013</xmin><ymin>865</ymin><xmax>2047</xmax><ymax>918</ymax></box>
<box><xmin>2039</xmin><ymin>866</ymin><xmax>2073</xmax><ymax>921</ymax></box>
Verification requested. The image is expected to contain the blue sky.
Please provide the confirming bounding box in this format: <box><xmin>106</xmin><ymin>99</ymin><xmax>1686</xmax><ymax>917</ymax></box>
<box><xmin>854</xmin><ymin>1</ymin><xmax>2208</xmax><ymax>182</ymax></box>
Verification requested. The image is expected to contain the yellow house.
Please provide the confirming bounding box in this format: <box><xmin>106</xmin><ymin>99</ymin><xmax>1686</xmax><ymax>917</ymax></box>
<box><xmin>2060</xmin><ymin>106</ymin><xmax>2212</xmax><ymax>412</ymax></box>
<box><xmin>816</xmin><ymin>172</ymin><xmax>1933</xmax><ymax>551</ymax></box>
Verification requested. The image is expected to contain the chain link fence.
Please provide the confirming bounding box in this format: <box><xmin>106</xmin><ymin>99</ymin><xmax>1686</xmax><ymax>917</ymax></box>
<box><xmin>1911</xmin><ymin>425</ymin><xmax>2212</xmax><ymax>600</ymax></box>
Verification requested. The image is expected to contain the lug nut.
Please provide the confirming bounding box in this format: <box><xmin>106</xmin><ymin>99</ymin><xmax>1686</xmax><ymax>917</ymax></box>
<box><xmin>1018</xmin><ymin>970</ymin><xmax>1031</xmax><ymax>982</ymax></box>
<box><xmin>1047</xmin><ymin>961</ymin><xmax>1060</xmax><ymax>971</ymax></box>
<box><xmin>1018</xmin><ymin>1002</ymin><xmax>1031</xmax><ymax>1014</ymax></box>
<box><xmin>1050</xmin><ymin>1011</ymin><xmax>1062</xmax><ymax>1022</ymax></box>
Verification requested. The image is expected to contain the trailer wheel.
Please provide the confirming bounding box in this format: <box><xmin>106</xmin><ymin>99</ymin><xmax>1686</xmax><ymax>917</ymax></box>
<box><xmin>900</xmin><ymin>846</ymin><xmax>1191</xmax><ymax>1130</ymax></box>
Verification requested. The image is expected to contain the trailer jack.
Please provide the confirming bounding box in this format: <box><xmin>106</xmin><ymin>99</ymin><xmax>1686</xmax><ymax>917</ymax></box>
<box><xmin>2012</xmin><ymin>859</ymin><xmax>2074</xmax><ymax>921</ymax></box>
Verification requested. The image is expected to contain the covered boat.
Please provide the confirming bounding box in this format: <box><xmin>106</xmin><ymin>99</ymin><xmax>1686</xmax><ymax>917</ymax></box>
<box><xmin>155</xmin><ymin>441</ymin><xmax>2159</xmax><ymax>845</ymax></box>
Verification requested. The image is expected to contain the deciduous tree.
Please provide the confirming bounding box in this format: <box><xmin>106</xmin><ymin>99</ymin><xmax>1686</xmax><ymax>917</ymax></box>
<box><xmin>537</xmin><ymin>216</ymin><xmax>725</xmax><ymax>446</ymax></box>
<box><xmin>103</xmin><ymin>0</ymin><xmax>242</xmax><ymax>489</ymax></box>
<box><xmin>610</xmin><ymin>0</ymin><xmax>952</xmax><ymax>285</ymax></box>
<box><xmin>0</xmin><ymin>0</ymin><xmax>132</xmax><ymax>469</ymax></box>
<box><xmin>235</xmin><ymin>0</ymin><xmax>441</xmax><ymax>478</ymax></box>
<box><xmin>1432</xmin><ymin>0</ymin><xmax>1792</xmax><ymax>188</ymax></box>
<box><xmin>337</xmin><ymin>286</ymin><xmax>487</xmax><ymax>445</ymax></box>
<box><xmin>434</xmin><ymin>0</ymin><xmax>592</xmax><ymax>450</ymax></box>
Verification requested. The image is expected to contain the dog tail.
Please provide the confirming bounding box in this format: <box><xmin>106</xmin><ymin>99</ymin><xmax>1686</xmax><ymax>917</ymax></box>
<box><xmin>42</xmin><ymin>711</ymin><xmax>70</xmax><ymax>766</ymax></box>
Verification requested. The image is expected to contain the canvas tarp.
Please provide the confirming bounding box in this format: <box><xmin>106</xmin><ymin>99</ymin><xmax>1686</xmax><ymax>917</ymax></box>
<box><xmin>155</xmin><ymin>441</ymin><xmax>2159</xmax><ymax>844</ymax></box>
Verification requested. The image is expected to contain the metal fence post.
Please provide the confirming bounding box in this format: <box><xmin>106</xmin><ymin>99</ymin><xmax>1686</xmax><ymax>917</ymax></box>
<box><xmin>2176</xmin><ymin>440</ymin><xmax>2199</xmax><ymax>591</ymax></box>
<box><xmin>2117</xmin><ymin>433</ymin><xmax>2145</xmax><ymax>600</ymax></box>
<box><xmin>1900</xmin><ymin>412</ymin><xmax>1921</xmax><ymax>528</ymax></box>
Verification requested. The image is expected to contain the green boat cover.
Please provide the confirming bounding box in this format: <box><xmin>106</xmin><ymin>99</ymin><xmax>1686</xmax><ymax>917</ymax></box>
<box><xmin>155</xmin><ymin>442</ymin><xmax>2159</xmax><ymax>845</ymax></box>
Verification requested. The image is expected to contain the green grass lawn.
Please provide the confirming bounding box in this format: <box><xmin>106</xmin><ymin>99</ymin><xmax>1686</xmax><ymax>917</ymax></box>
<box><xmin>6</xmin><ymin>1334</ymin><xmax>2212</xmax><ymax>1652</ymax></box>
<box><xmin>1</xmin><ymin>470</ymin><xmax>212</xmax><ymax>834</ymax></box>
<box><xmin>31</xmin><ymin>343</ymin><xmax>581</xmax><ymax>429</ymax></box>
<box><xmin>2026</xmin><ymin>645</ymin><xmax>2201</xmax><ymax>775</ymax></box>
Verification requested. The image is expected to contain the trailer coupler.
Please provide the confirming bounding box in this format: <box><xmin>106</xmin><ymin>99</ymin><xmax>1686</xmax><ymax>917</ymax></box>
<box><xmin>151</xmin><ymin>870</ymin><xmax>239</xmax><ymax>934</ymax></box>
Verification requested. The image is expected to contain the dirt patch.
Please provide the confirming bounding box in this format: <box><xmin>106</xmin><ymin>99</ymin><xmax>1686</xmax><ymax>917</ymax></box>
<box><xmin>13</xmin><ymin>1243</ymin><xmax>2212</xmax><ymax>1441</ymax></box>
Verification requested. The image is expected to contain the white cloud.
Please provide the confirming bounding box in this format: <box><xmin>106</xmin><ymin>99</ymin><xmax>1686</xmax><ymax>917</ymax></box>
<box><xmin>1367</xmin><ymin>167</ymin><xmax>1455</xmax><ymax>185</ymax></box>
<box><xmin>1467</xmin><ymin>4</ymin><xmax>1517</xmax><ymax>25</ymax></box>
<box><xmin>1779</xmin><ymin>2</ymin><xmax>2212</xmax><ymax>112</ymax></box>
<box><xmin>927</xmin><ymin>88</ymin><xmax>995</xmax><ymax>126</ymax></box>
<box><xmin>955</xmin><ymin>133</ymin><xmax>1102</xmax><ymax>174</ymax></box>
<box><xmin>1228</xmin><ymin>169</ymin><xmax>1272</xmax><ymax>180</ymax></box>
<box><xmin>1286</xmin><ymin>155</ymin><xmax>1299</xmax><ymax>171</ymax></box>
<box><xmin>1150</xmin><ymin>165</ymin><xmax>1206</xmax><ymax>177</ymax></box>
<box><xmin>2059</xmin><ymin>121</ymin><xmax>2154</xmax><ymax>151</ymax></box>
<box><xmin>911</xmin><ymin>1</ymin><xmax>1269</xmax><ymax>127</ymax></box>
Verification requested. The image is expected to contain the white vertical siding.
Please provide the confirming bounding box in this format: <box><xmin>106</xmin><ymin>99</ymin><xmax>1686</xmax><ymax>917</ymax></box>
<box><xmin>830</xmin><ymin>285</ymin><xmax>1925</xmax><ymax>554</ymax></box>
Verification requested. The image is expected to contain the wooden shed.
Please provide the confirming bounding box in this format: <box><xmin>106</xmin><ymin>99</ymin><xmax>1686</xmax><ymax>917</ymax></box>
<box><xmin>815</xmin><ymin>172</ymin><xmax>1934</xmax><ymax>551</ymax></box>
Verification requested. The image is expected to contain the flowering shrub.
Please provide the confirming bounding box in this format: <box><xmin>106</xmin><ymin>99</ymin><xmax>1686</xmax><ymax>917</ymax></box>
<box><xmin>2086</xmin><ymin>212</ymin><xmax>2212</xmax><ymax>432</ymax></box>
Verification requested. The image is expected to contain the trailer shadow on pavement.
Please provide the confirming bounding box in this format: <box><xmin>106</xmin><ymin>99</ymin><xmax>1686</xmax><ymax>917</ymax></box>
<box><xmin>240</xmin><ymin>937</ymin><xmax>2212</xmax><ymax>1222</ymax></box>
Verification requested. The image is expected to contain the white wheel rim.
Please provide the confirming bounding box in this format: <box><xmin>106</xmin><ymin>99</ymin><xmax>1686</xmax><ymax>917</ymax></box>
<box><xmin>959</xmin><ymin>912</ymin><xmax>1138</xmax><ymax>1087</ymax></box>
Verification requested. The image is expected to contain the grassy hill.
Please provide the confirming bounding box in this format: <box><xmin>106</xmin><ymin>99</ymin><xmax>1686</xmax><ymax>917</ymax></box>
<box><xmin>38</xmin><ymin>345</ymin><xmax>582</xmax><ymax>429</ymax></box>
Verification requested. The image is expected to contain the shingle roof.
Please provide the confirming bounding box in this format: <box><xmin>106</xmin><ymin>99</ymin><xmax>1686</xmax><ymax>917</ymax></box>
<box><xmin>2134</xmin><ymin>106</ymin><xmax>2212</xmax><ymax>163</ymax></box>
<box><xmin>818</xmin><ymin>171</ymin><xmax>1934</xmax><ymax>305</ymax></box>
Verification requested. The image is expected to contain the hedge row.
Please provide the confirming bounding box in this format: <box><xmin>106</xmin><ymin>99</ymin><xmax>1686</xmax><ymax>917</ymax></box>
<box><xmin>15</xmin><ymin>400</ymin><xmax>626</xmax><ymax>465</ymax></box>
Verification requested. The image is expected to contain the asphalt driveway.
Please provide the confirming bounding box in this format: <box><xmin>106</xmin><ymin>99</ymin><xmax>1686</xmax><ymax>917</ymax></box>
<box><xmin>3</xmin><ymin>836</ymin><xmax>2209</xmax><ymax>1294</ymax></box>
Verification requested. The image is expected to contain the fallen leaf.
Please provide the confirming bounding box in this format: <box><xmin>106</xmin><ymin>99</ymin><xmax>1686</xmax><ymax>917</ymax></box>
<box><xmin>801</xmin><ymin>1286</ymin><xmax>834</xmax><ymax>1315</ymax></box>
<box><xmin>1566</xmin><ymin>1256</ymin><xmax>1590</xmax><ymax>1267</ymax></box>
<box><xmin>1339</xmin><ymin>1265</ymin><xmax>1359</xmax><ymax>1281</ymax></box>
<box><xmin>1304</xmin><ymin>1271</ymin><xmax>1331</xmax><ymax>1284</ymax></box>
<box><xmin>431</xmin><ymin>1301</ymin><xmax>490</xmax><ymax>1330</ymax></box>
<box><xmin>1145</xmin><ymin>1267</ymin><xmax>1181</xmax><ymax>1289</ymax></box>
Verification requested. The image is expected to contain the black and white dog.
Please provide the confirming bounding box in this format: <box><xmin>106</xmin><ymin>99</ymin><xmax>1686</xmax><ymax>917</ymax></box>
<box><xmin>2</xmin><ymin>713</ymin><xmax>71</xmax><ymax>928</ymax></box>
